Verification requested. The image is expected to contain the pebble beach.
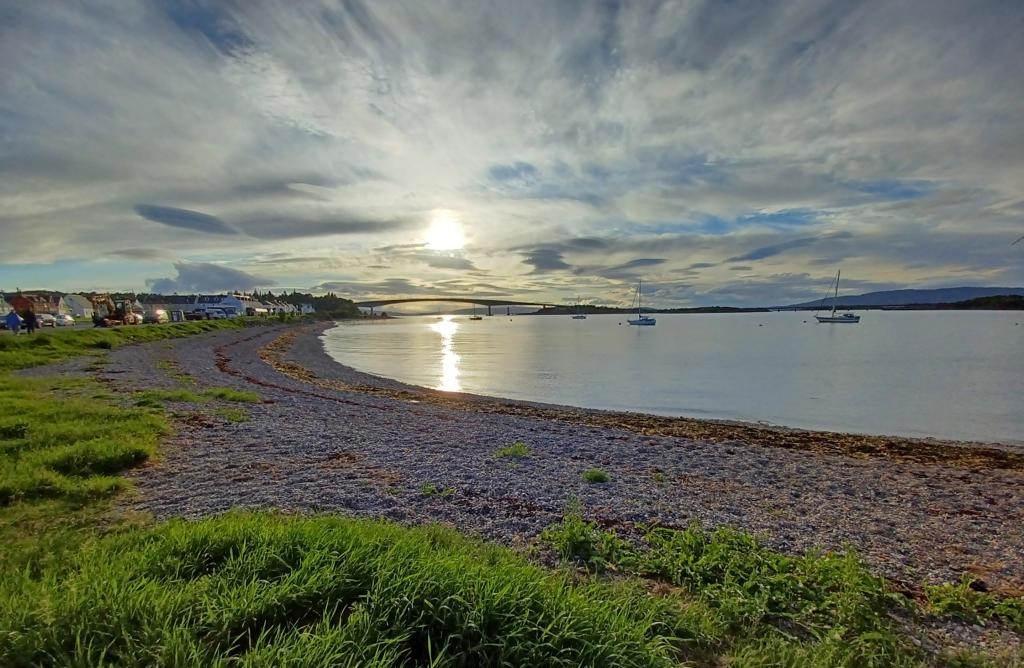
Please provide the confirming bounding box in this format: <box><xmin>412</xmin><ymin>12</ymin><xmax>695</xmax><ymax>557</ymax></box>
<box><xmin>68</xmin><ymin>322</ymin><xmax>1019</xmax><ymax>601</ymax></box>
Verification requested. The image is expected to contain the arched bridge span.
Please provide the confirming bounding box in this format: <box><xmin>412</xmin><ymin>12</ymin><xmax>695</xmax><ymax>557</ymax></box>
<box><xmin>353</xmin><ymin>297</ymin><xmax>556</xmax><ymax>316</ymax></box>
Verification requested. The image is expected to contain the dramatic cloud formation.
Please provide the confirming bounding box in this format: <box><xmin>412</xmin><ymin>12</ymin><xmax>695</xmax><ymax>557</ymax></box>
<box><xmin>135</xmin><ymin>205</ymin><xmax>237</xmax><ymax>235</ymax></box>
<box><xmin>147</xmin><ymin>262</ymin><xmax>275</xmax><ymax>294</ymax></box>
<box><xmin>1</xmin><ymin>1</ymin><xmax>1022</xmax><ymax>305</ymax></box>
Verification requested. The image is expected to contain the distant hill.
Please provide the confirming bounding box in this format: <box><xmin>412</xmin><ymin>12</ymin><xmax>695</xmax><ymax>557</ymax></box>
<box><xmin>785</xmin><ymin>287</ymin><xmax>1024</xmax><ymax>308</ymax></box>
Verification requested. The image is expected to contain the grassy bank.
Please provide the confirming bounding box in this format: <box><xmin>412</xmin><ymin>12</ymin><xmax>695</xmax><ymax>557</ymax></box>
<box><xmin>0</xmin><ymin>319</ymin><xmax>252</xmax><ymax>372</ymax></box>
<box><xmin>0</xmin><ymin>376</ymin><xmax>167</xmax><ymax>506</ymax></box>
<box><xmin>3</xmin><ymin>511</ymin><xmax>1021</xmax><ymax>667</ymax></box>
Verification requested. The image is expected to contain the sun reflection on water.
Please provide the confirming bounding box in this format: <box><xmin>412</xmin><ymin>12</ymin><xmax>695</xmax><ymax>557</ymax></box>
<box><xmin>429</xmin><ymin>316</ymin><xmax>461</xmax><ymax>392</ymax></box>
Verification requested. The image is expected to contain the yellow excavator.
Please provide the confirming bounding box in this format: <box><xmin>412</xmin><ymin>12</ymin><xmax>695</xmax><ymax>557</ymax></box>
<box><xmin>90</xmin><ymin>294</ymin><xmax>143</xmax><ymax>327</ymax></box>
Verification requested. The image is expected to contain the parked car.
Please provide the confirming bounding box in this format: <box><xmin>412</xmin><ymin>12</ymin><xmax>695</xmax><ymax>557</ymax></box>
<box><xmin>190</xmin><ymin>307</ymin><xmax>230</xmax><ymax>320</ymax></box>
<box><xmin>143</xmin><ymin>309</ymin><xmax>169</xmax><ymax>324</ymax></box>
<box><xmin>54</xmin><ymin>314</ymin><xmax>75</xmax><ymax>326</ymax></box>
<box><xmin>38</xmin><ymin>314</ymin><xmax>57</xmax><ymax>327</ymax></box>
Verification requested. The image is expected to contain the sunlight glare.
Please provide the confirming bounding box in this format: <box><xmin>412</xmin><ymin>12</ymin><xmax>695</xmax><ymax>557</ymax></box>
<box><xmin>429</xmin><ymin>315</ymin><xmax>461</xmax><ymax>392</ymax></box>
<box><xmin>424</xmin><ymin>212</ymin><xmax>466</xmax><ymax>250</ymax></box>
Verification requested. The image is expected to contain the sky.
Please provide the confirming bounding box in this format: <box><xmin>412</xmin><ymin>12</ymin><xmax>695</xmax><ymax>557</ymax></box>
<box><xmin>1</xmin><ymin>0</ymin><xmax>1022</xmax><ymax>308</ymax></box>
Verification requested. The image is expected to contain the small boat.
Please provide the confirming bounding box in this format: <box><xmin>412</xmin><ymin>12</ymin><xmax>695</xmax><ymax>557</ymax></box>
<box><xmin>468</xmin><ymin>305</ymin><xmax>483</xmax><ymax>321</ymax></box>
<box><xmin>627</xmin><ymin>281</ymin><xmax>656</xmax><ymax>326</ymax></box>
<box><xmin>571</xmin><ymin>296</ymin><xmax>587</xmax><ymax>320</ymax></box>
<box><xmin>815</xmin><ymin>271</ymin><xmax>860</xmax><ymax>323</ymax></box>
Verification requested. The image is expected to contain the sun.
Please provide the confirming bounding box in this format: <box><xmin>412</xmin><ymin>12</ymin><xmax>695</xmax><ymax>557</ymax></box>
<box><xmin>424</xmin><ymin>212</ymin><xmax>466</xmax><ymax>250</ymax></box>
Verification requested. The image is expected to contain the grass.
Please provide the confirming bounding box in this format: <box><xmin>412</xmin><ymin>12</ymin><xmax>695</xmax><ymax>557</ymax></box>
<box><xmin>134</xmin><ymin>387</ymin><xmax>262</xmax><ymax>406</ymax></box>
<box><xmin>202</xmin><ymin>387</ymin><xmax>262</xmax><ymax>403</ymax></box>
<box><xmin>493</xmin><ymin>441</ymin><xmax>531</xmax><ymax>459</ymax></box>
<box><xmin>156</xmin><ymin>359</ymin><xmax>196</xmax><ymax>385</ymax></box>
<box><xmin>0</xmin><ymin>513</ymin><xmax>682</xmax><ymax>668</ymax></box>
<box><xmin>582</xmin><ymin>468</ymin><xmax>611</xmax><ymax>483</ymax></box>
<box><xmin>541</xmin><ymin>509</ymin><xmax>920</xmax><ymax>666</ymax></box>
<box><xmin>8</xmin><ymin>509</ymin><xmax>1021</xmax><ymax>667</ymax></box>
<box><xmin>214</xmin><ymin>407</ymin><xmax>250</xmax><ymax>423</ymax></box>
<box><xmin>924</xmin><ymin>576</ymin><xmax>1024</xmax><ymax>633</ymax></box>
<box><xmin>420</xmin><ymin>482</ymin><xmax>455</xmax><ymax>497</ymax></box>
<box><xmin>0</xmin><ymin>376</ymin><xmax>167</xmax><ymax>506</ymax></box>
<box><xmin>0</xmin><ymin>319</ymin><xmax>252</xmax><ymax>373</ymax></box>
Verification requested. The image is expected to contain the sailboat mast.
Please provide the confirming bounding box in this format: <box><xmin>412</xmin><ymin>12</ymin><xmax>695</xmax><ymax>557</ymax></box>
<box><xmin>832</xmin><ymin>270</ymin><xmax>840</xmax><ymax>315</ymax></box>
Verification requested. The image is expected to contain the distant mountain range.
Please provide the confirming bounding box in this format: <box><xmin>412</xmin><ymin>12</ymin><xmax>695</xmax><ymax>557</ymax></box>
<box><xmin>785</xmin><ymin>286</ymin><xmax>1024</xmax><ymax>308</ymax></box>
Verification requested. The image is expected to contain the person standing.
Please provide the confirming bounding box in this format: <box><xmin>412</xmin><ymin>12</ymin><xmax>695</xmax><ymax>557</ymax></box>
<box><xmin>5</xmin><ymin>309</ymin><xmax>22</xmax><ymax>334</ymax></box>
<box><xmin>24</xmin><ymin>309</ymin><xmax>37</xmax><ymax>335</ymax></box>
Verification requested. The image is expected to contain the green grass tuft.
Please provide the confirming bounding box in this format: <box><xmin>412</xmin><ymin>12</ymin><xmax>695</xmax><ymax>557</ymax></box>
<box><xmin>924</xmin><ymin>576</ymin><xmax>1024</xmax><ymax>633</ymax></box>
<box><xmin>202</xmin><ymin>387</ymin><xmax>262</xmax><ymax>403</ymax></box>
<box><xmin>493</xmin><ymin>441</ymin><xmax>531</xmax><ymax>459</ymax></box>
<box><xmin>214</xmin><ymin>407</ymin><xmax>250</xmax><ymax>423</ymax></box>
<box><xmin>582</xmin><ymin>468</ymin><xmax>610</xmax><ymax>483</ymax></box>
<box><xmin>420</xmin><ymin>483</ymin><xmax>454</xmax><ymax>497</ymax></box>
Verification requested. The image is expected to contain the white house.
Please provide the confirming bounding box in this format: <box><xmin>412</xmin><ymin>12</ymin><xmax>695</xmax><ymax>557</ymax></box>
<box><xmin>60</xmin><ymin>294</ymin><xmax>94</xmax><ymax>319</ymax></box>
<box><xmin>299</xmin><ymin>303</ymin><xmax>316</xmax><ymax>315</ymax></box>
<box><xmin>196</xmin><ymin>293</ymin><xmax>267</xmax><ymax>316</ymax></box>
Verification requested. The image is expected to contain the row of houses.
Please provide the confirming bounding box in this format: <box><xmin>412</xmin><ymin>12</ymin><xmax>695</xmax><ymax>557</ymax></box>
<box><xmin>142</xmin><ymin>294</ymin><xmax>314</xmax><ymax>317</ymax></box>
<box><xmin>2</xmin><ymin>291</ymin><xmax>315</xmax><ymax>319</ymax></box>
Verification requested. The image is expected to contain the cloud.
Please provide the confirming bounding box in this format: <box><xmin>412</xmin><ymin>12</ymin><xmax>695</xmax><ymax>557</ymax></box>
<box><xmin>487</xmin><ymin>161</ymin><xmax>539</xmax><ymax>183</ymax></box>
<box><xmin>146</xmin><ymin>262</ymin><xmax>275</xmax><ymax>294</ymax></box>
<box><xmin>520</xmin><ymin>249</ymin><xmax>572</xmax><ymax>273</ymax></box>
<box><xmin>1</xmin><ymin>2</ymin><xmax>1022</xmax><ymax>302</ymax></box>
<box><xmin>725</xmin><ymin>237</ymin><xmax>821</xmax><ymax>263</ymax></box>
<box><xmin>313</xmin><ymin>278</ymin><xmax>434</xmax><ymax>298</ymax></box>
<box><xmin>413</xmin><ymin>254</ymin><xmax>478</xmax><ymax>271</ymax></box>
<box><xmin>585</xmin><ymin>257</ymin><xmax>668</xmax><ymax>280</ymax></box>
<box><xmin>237</xmin><ymin>215</ymin><xmax>412</xmax><ymax>240</ymax></box>
<box><xmin>134</xmin><ymin>205</ymin><xmax>236</xmax><ymax>235</ymax></box>
<box><xmin>106</xmin><ymin>248</ymin><xmax>170</xmax><ymax>260</ymax></box>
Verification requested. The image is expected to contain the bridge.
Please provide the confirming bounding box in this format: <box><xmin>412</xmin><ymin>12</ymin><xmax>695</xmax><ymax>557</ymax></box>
<box><xmin>353</xmin><ymin>297</ymin><xmax>557</xmax><ymax>316</ymax></box>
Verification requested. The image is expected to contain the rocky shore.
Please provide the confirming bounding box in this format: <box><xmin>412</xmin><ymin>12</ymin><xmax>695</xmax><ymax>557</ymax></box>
<box><xmin>77</xmin><ymin>322</ymin><xmax>1020</xmax><ymax>602</ymax></box>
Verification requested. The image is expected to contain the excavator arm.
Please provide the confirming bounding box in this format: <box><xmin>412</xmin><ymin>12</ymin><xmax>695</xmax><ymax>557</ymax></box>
<box><xmin>90</xmin><ymin>294</ymin><xmax>140</xmax><ymax>326</ymax></box>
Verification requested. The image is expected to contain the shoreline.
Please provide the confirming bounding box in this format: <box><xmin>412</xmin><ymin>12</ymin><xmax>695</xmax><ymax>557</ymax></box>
<box><xmin>79</xmin><ymin>322</ymin><xmax>1022</xmax><ymax>598</ymax></box>
<box><xmin>285</xmin><ymin>321</ymin><xmax>1024</xmax><ymax>469</ymax></box>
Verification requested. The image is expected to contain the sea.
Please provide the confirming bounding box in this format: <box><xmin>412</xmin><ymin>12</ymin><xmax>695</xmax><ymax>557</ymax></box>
<box><xmin>322</xmin><ymin>311</ymin><xmax>1024</xmax><ymax>445</ymax></box>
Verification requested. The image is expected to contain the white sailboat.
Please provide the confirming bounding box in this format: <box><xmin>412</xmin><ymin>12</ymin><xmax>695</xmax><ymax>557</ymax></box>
<box><xmin>469</xmin><ymin>304</ymin><xmax>483</xmax><ymax>320</ymax></box>
<box><xmin>815</xmin><ymin>271</ymin><xmax>860</xmax><ymax>323</ymax></box>
<box><xmin>627</xmin><ymin>282</ymin><xmax>656</xmax><ymax>326</ymax></box>
<box><xmin>571</xmin><ymin>296</ymin><xmax>587</xmax><ymax>320</ymax></box>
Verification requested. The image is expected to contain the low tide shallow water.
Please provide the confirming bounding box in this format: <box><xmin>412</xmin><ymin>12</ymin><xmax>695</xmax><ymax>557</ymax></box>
<box><xmin>323</xmin><ymin>311</ymin><xmax>1024</xmax><ymax>444</ymax></box>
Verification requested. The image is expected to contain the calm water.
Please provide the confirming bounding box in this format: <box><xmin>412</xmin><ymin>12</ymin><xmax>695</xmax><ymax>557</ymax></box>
<box><xmin>322</xmin><ymin>312</ymin><xmax>1024</xmax><ymax>444</ymax></box>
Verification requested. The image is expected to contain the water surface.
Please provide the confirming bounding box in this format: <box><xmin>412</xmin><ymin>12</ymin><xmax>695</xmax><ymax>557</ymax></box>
<box><xmin>323</xmin><ymin>312</ymin><xmax>1024</xmax><ymax>444</ymax></box>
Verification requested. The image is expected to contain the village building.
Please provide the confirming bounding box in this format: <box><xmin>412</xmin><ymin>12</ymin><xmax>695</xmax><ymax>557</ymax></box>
<box><xmin>7</xmin><ymin>292</ymin><xmax>54</xmax><ymax>315</ymax></box>
<box><xmin>60</xmin><ymin>294</ymin><xmax>95</xmax><ymax>319</ymax></box>
<box><xmin>196</xmin><ymin>293</ymin><xmax>267</xmax><ymax>316</ymax></box>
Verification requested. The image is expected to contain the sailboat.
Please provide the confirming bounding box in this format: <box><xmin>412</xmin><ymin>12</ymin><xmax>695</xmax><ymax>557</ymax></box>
<box><xmin>469</xmin><ymin>304</ymin><xmax>483</xmax><ymax>321</ymax></box>
<box><xmin>815</xmin><ymin>271</ymin><xmax>860</xmax><ymax>323</ymax></box>
<box><xmin>571</xmin><ymin>296</ymin><xmax>587</xmax><ymax>320</ymax></box>
<box><xmin>627</xmin><ymin>282</ymin><xmax>656</xmax><ymax>326</ymax></box>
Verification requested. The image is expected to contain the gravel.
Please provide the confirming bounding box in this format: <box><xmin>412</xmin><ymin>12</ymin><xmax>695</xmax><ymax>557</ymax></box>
<box><xmin>70</xmin><ymin>322</ymin><xmax>1019</xmax><ymax>600</ymax></box>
